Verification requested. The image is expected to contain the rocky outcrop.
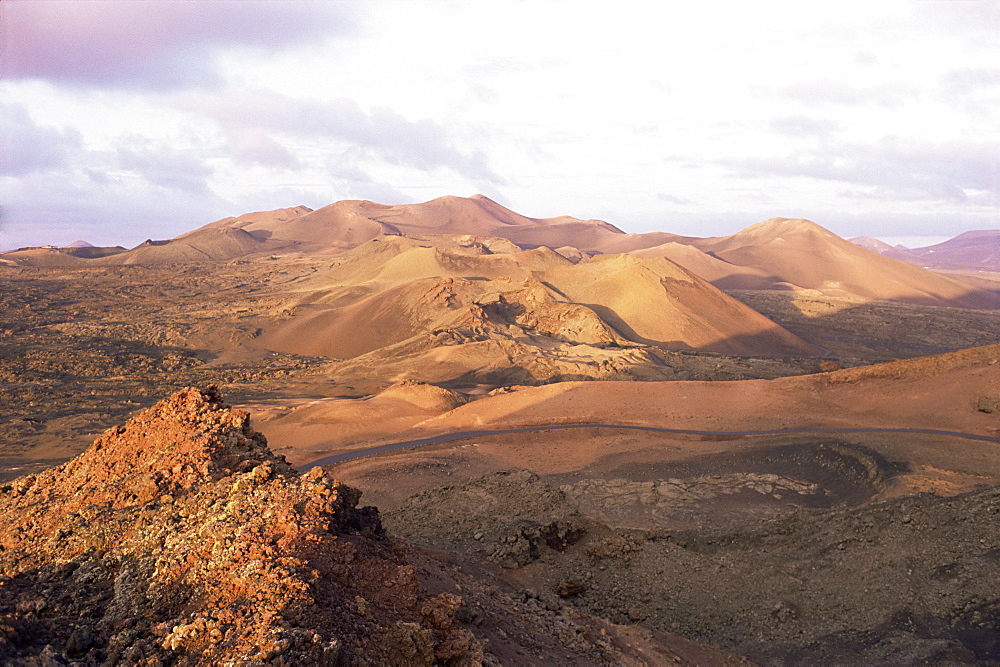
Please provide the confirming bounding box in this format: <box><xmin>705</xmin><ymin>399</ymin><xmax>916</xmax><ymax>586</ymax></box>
<box><xmin>0</xmin><ymin>388</ymin><xmax>738</xmax><ymax>665</ymax></box>
<box><xmin>0</xmin><ymin>387</ymin><xmax>485</xmax><ymax>664</ymax></box>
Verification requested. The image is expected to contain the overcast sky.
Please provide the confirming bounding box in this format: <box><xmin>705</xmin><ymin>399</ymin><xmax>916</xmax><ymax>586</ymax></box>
<box><xmin>1</xmin><ymin>0</ymin><xmax>997</xmax><ymax>249</ymax></box>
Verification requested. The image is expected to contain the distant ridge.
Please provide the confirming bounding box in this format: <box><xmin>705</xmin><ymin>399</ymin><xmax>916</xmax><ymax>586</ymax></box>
<box><xmin>854</xmin><ymin>230</ymin><xmax>1000</xmax><ymax>272</ymax></box>
<box><xmin>218</xmin><ymin>194</ymin><xmax>627</xmax><ymax>251</ymax></box>
<box><xmin>3</xmin><ymin>197</ymin><xmax>997</xmax><ymax>309</ymax></box>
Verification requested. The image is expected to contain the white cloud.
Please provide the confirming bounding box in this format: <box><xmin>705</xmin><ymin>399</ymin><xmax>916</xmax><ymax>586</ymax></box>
<box><xmin>768</xmin><ymin>116</ymin><xmax>842</xmax><ymax>139</ymax></box>
<box><xmin>774</xmin><ymin>80</ymin><xmax>921</xmax><ymax>109</ymax></box>
<box><xmin>940</xmin><ymin>67</ymin><xmax>1000</xmax><ymax>97</ymax></box>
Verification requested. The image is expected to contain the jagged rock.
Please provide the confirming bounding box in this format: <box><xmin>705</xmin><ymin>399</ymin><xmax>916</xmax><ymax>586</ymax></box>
<box><xmin>557</xmin><ymin>578</ymin><xmax>587</xmax><ymax>598</ymax></box>
<box><xmin>541</xmin><ymin>519</ymin><xmax>588</xmax><ymax>551</ymax></box>
<box><xmin>0</xmin><ymin>387</ymin><xmax>486</xmax><ymax>665</ymax></box>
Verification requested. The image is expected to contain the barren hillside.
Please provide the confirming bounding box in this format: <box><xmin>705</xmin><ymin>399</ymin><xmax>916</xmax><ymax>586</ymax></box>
<box><xmin>0</xmin><ymin>387</ymin><xmax>743</xmax><ymax>665</ymax></box>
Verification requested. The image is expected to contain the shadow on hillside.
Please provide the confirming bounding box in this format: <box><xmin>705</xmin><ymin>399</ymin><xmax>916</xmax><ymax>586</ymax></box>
<box><xmin>410</xmin><ymin>287</ymin><xmax>1000</xmax><ymax>391</ymax></box>
<box><xmin>722</xmin><ymin>290</ymin><xmax>1000</xmax><ymax>361</ymax></box>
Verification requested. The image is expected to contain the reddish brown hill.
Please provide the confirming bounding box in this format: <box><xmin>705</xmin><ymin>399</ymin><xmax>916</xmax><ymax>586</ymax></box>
<box><xmin>852</xmin><ymin>232</ymin><xmax>1000</xmax><ymax>272</ymax></box>
<box><xmin>99</xmin><ymin>227</ymin><xmax>272</xmax><ymax>265</ymax></box>
<box><xmin>223</xmin><ymin>194</ymin><xmax>627</xmax><ymax>252</ymax></box>
<box><xmin>178</xmin><ymin>205</ymin><xmax>314</xmax><ymax>238</ymax></box>
<box><xmin>593</xmin><ymin>231</ymin><xmax>696</xmax><ymax>254</ymax></box>
<box><xmin>84</xmin><ymin>206</ymin><xmax>313</xmax><ymax>265</ymax></box>
<box><xmin>629</xmin><ymin>241</ymin><xmax>778</xmax><ymax>290</ymax></box>
<box><xmin>0</xmin><ymin>387</ymin><xmax>470</xmax><ymax>663</ymax></box>
<box><xmin>688</xmin><ymin>218</ymin><xmax>1000</xmax><ymax>308</ymax></box>
<box><xmin>542</xmin><ymin>253</ymin><xmax>819</xmax><ymax>356</ymax></box>
<box><xmin>0</xmin><ymin>247</ymin><xmax>86</xmax><ymax>267</ymax></box>
<box><xmin>256</xmin><ymin>236</ymin><xmax>819</xmax><ymax>368</ymax></box>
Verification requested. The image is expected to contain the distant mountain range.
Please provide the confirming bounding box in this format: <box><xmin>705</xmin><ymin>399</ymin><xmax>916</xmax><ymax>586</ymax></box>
<box><xmin>3</xmin><ymin>195</ymin><xmax>998</xmax><ymax>310</ymax></box>
<box><xmin>850</xmin><ymin>230</ymin><xmax>1000</xmax><ymax>272</ymax></box>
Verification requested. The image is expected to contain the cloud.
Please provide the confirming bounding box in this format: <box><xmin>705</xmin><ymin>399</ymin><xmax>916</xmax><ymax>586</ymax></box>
<box><xmin>940</xmin><ymin>67</ymin><xmax>1000</xmax><ymax>97</ymax></box>
<box><xmin>225</xmin><ymin>128</ymin><xmax>301</xmax><ymax>169</ymax></box>
<box><xmin>720</xmin><ymin>136</ymin><xmax>999</xmax><ymax>205</ymax></box>
<box><xmin>768</xmin><ymin>115</ymin><xmax>841</xmax><ymax>139</ymax></box>
<box><xmin>774</xmin><ymin>80</ymin><xmax>919</xmax><ymax>108</ymax></box>
<box><xmin>116</xmin><ymin>143</ymin><xmax>215</xmax><ymax>196</ymax></box>
<box><xmin>0</xmin><ymin>1</ymin><xmax>356</xmax><ymax>91</ymax></box>
<box><xmin>657</xmin><ymin>193</ymin><xmax>693</xmax><ymax>205</ymax></box>
<box><xmin>367</xmin><ymin>107</ymin><xmax>499</xmax><ymax>181</ymax></box>
<box><xmin>319</xmin><ymin>158</ymin><xmax>406</xmax><ymax>200</ymax></box>
<box><xmin>0</xmin><ymin>168</ymin><xmax>233</xmax><ymax>248</ymax></box>
<box><xmin>180</xmin><ymin>90</ymin><xmax>503</xmax><ymax>183</ymax></box>
<box><xmin>915</xmin><ymin>0</ymin><xmax>999</xmax><ymax>37</ymax></box>
<box><xmin>0</xmin><ymin>102</ymin><xmax>82</xmax><ymax>176</ymax></box>
<box><xmin>853</xmin><ymin>50</ymin><xmax>879</xmax><ymax>67</ymax></box>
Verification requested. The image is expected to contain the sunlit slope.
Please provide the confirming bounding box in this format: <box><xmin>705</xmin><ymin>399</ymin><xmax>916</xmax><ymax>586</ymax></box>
<box><xmin>543</xmin><ymin>253</ymin><xmax>819</xmax><ymax>355</ymax></box>
<box><xmin>254</xmin><ymin>236</ymin><xmax>819</xmax><ymax>371</ymax></box>
<box><xmin>417</xmin><ymin>343</ymin><xmax>1000</xmax><ymax>437</ymax></box>
<box><xmin>686</xmin><ymin>218</ymin><xmax>999</xmax><ymax>307</ymax></box>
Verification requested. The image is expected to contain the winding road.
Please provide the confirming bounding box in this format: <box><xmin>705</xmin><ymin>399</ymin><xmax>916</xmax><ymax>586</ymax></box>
<box><xmin>295</xmin><ymin>423</ymin><xmax>1000</xmax><ymax>472</ymax></box>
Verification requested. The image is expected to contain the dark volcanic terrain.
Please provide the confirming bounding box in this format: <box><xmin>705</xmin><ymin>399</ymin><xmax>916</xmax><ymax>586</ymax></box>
<box><xmin>387</xmin><ymin>468</ymin><xmax>1000</xmax><ymax>663</ymax></box>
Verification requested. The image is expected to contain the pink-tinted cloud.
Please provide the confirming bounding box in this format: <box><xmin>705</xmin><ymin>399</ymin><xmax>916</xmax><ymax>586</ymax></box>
<box><xmin>116</xmin><ymin>143</ymin><xmax>215</xmax><ymax>196</ymax></box>
<box><xmin>940</xmin><ymin>67</ymin><xmax>1000</xmax><ymax>97</ymax></box>
<box><xmin>0</xmin><ymin>102</ymin><xmax>82</xmax><ymax>176</ymax></box>
<box><xmin>720</xmin><ymin>137</ymin><xmax>999</xmax><ymax>205</ymax></box>
<box><xmin>768</xmin><ymin>115</ymin><xmax>841</xmax><ymax>139</ymax></box>
<box><xmin>0</xmin><ymin>1</ymin><xmax>356</xmax><ymax>90</ymax></box>
<box><xmin>225</xmin><ymin>127</ymin><xmax>301</xmax><ymax>169</ymax></box>
<box><xmin>0</xmin><ymin>168</ymin><xmax>234</xmax><ymax>249</ymax></box>
<box><xmin>181</xmin><ymin>90</ymin><xmax>503</xmax><ymax>183</ymax></box>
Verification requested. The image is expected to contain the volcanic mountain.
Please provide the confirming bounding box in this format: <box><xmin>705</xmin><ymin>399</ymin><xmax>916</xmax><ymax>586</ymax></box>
<box><xmin>854</xmin><ymin>230</ymin><xmax>1000</xmax><ymax>272</ymax></box>
<box><xmin>169</xmin><ymin>196</ymin><xmax>995</xmax><ymax>309</ymax></box>
<box><xmin>628</xmin><ymin>241</ymin><xmax>776</xmax><ymax>290</ymax></box>
<box><xmin>63</xmin><ymin>196</ymin><xmax>623</xmax><ymax>265</ymax></box>
<box><xmin>109</xmin><ymin>228</ymin><xmax>269</xmax><ymax>265</ymax></box>
<box><xmin>5</xmin><ymin>195</ymin><xmax>996</xmax><ymax>310</ymax></box>
<box><xmin>849</xmin><ymin>236</ymin><xmax>923</xmax><ymax>264</ymax></box>
<box><xmin>3</xmin><ymin>194</ymin><xmax>999</xmax><ymax>663</ymax></box>
<box><xmin>183</xmin><ymin>195</ymin><xmax>625</xmax><ymax>256</ymax></box>
<box><xmin>673</xmin><ymin>218</ymin><xmax>1000</xmax><ymax>308</ymax></box>
<box><xmin>911</xmin><ymin>230</ymin><xmax>1000</xmax><ymax>270</ymax></box>
<box><xmin>243</xmin><ymin>235</ymin><xmax>819</xmax><ymax>391</ymax></box>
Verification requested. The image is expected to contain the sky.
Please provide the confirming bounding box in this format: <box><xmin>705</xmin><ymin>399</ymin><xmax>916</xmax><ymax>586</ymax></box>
<box><xmin>1</xmin><ymin>0</ymin><xmax>997</xmax><ymax>250</ymax></box>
